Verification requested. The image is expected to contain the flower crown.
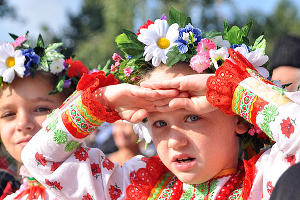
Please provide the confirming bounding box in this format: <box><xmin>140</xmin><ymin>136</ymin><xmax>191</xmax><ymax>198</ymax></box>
<box><xmin>0</xmin><ymin>32</ymin><xmax>89</xmax><ymax>94</ymax></box>
<box><xmin>108</xmin><ymin>8</ymin><xmax>273</xmax><ymax>156</ymax></box>
<box><xmin>104</xmin><ymin>7</ymin><xmax>269</xmax><ymax>83</ymax></box>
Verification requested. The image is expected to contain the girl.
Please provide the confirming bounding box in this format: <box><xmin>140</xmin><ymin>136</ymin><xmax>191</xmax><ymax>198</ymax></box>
<box><xmin>0</xmin><ymin>33</ymin><xmax>91</xmax><ymax>199</ymax></box>
<box><xmin>22</xmin><ymin>9</ymin><xmax>300</xmax><ymax>200</ymax></box>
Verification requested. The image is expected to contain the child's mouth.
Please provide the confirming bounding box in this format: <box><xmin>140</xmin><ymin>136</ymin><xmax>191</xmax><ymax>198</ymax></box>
<box><xmin>173</xmin><ymin>156</ymin><xmax>196</xmax><ymax>171</ymax></box>
<box><xmin>176</xmin><ymin>157</ymin><xmax>195</xmax><ymax>163</ymax></box>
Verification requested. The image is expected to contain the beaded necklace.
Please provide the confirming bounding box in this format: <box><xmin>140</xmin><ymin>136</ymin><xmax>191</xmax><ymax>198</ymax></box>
<box><xmin>169</xmin><ymin>162</ymin><xmax>245</xmax><ymax>200</ymax></box>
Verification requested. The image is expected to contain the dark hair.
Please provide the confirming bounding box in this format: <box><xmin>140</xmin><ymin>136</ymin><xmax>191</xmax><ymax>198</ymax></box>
<box><xmin>270</xmin><ymin>35</ymin><xmax>300</xmax><ymax>70</ymax></box>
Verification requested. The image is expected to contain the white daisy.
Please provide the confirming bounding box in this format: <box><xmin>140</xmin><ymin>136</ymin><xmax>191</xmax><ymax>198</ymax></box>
<box><xmin>234</xmin><ymin>44</ymin><xmax>269</xmax><ymax>78</ymax></box>
<box><xmin>0</xmin><ymin>43</ymin><xmax>26</xmax><ymax>83</ymax></box>
<box><xmin>50</xmin><ymin>58</ymin><xmax>65</xmax><ymax>74</ymax></box>
<box><xmin>138</xmin><ymin>19</ymin><xmax>179</xmax><ymax>67</ymax></box>
<box><xmin>209</xmin><ymin>47</ymin><xmax>229</xmax><ymax>70</ymax></box>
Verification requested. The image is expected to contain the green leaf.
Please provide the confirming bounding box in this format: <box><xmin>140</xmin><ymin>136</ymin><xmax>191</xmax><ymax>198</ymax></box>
<box><xmin>0</xmin><ymin>77</ymin><xmax>2</xmax><ymax>86</ymax></box>
<box><xmin>241</xmin><ymin>21</ymin><xmax>253</xmax><ymax>37</ymax></box>
<box><xmin>101</xmin><ymin>60</ymin><xmax>111</xmax><ymax>75</ymax></box>
<box><xmin>9</xmin><ymin>33</ymin><xmax>19</xmax><ymax>40</ymax></box>
<box><xmin>46</xmin><ymin>51</ymin><xmax>65</xmax><ymax>61</ymax></box>
<box><xmin>36</xmin><ymin>34</ymin><xmax>45</xmax><ymax>48</ymax></box>
<box><xmin>46</xmin><ymin>42</ymin><xmax>63</xmax><ymax>52</ymax></box>
<box><xmin>39</xmin><ymin>56</ymin><xmax>49</xmax><ymax>71</ymax></box>
<box><xmin>115</xmin><ymin>31</ymin><xmax>144</xmax><ymax>56</ymax></box>
<box><xmin>223</xmin><ymin>21</ymin><xmax>253</xmax><ymax>45</ymax></box>
<box><xmin>167</xmin><ymin>7</ymin><xmax>191</xmax><ymax>27</ymax></box>
<box><xmin>56</xmin><ymin>76</ymin><xmax>65</xmax><ymax>92</ymax></box>
<box><xmin>166</xmin><ymin>46</ymin><xmax>186</xmax><ymax>66</ymax></box>
<box><xmin>252</xmin><ymin>36</ymin><xmax>266</xmax><ymax>54</ymax></box>
<box><xmin>223</xmin><ymin>21</ymin><xmax>230</xmax><ymax>33</ymax></box>
<box><xmin>202</xmin><ymin>31</ymin><xmax>222</xmax><ymax>39</ymax></box>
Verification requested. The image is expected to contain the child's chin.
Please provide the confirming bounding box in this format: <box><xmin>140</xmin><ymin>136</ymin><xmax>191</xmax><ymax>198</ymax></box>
<box><xmin>175</xmin><ymin>172</ymin><xmax>208</xmax><ymax>184</ymax></box>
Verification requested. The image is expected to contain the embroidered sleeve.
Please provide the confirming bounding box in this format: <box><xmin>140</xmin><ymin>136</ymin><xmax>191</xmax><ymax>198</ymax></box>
<box><xmin>21</xmin><ymin>71</ymin><xmax>145</xmax><ymax>199</ymax></box>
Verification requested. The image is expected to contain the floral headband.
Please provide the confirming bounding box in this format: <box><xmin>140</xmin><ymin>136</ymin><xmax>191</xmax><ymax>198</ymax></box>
<box><xmin>0</xmin><ymin>32</ymin><xmax>89</xmax><ymax>94</ymax></box>
<box><xmin>104</xmin><ymin>7</ymin><xmax>269</xmax><ymax>84</ymax></box>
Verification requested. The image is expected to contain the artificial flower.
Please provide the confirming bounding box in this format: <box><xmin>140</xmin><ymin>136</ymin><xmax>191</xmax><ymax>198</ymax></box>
<box><xmin>0</xmin><ymin>43</ymin><xmax>26</xmax><ymax>83</ymax></box>
<box><xmin>209</xmin><ymin>47</ymin><xmax>229</xmax><ymax>70</ymax></box>
<box><xmin>211</xmin><ymin>36</ymin><xmax>231</xmax><ymax>48</ymax></box>
<box><xmin>196</xmin><ymin>38</ymin><xmax>216</xmax><ymax>58</ymax></box>
<box><xmin>175</xmin><ymin>23</ymin><xmax>202</xmax><ymax>54</ymax></box>
<box><xmin>22</xmin><ymin>48</ymin><xmax>40</xmax><ymax>76</ymax></box>
<box><xmin>136</xmin><ymin>20</ymin><xmax>154</xmax><ymax>35</ymax></box>
<box><xmin>65</xmin><ymin>57</ymin><xmax>89</xmax><ymax>78</ymax></box>
<box><xmin>189</xmin><ymin>54</ymin><xmax>211</xmax><ymax>73</ymax></box>
<box><xmin>112</xmin><ymin>53</ymin><xmax>122</xmax><ymax>62</ymax></box>
<box><xmin>49</xmin><ymin>58</ymin><xmax>65</xmax><ymax>74</ymax></box>
<box><xmin>12</xmin><ymin>35</ymin><xmax>27</xmax><ymax>49</ymax></box>
<box><xmin>124</xmin><ymin>67</ymin><xmax>133</xmax><ymax>77</ymax></box>
<box><xmin>110</xmin><ymin>64</ymin><xmax>118</xmax><ymax>72</ymax></box>
<box><xmin>234</xmin><ymin>44</ymin><xmax>269</xmax><ymax>78</ymax></box>
<box><xmin>63</xmin><ymin>79</ymin><xmax>72</xmax><ymax>88</ymax></box>
<box><xmin>133</xmin><ymin>121</ymin><xmax>152</xmax><ymax>144</ymax></box>
<box><xmin>138</xmin><ymin>19</ymin><xmax>179</xmax><ymax>67</ymax></box>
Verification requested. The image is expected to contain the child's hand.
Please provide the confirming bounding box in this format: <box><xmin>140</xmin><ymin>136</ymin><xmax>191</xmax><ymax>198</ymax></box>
<box><xmin>140</xmin><ymin>74</ymin><xmax>217</xmax><ymax>114</ymax></box>
<box><xmin>94</xmin><ymin>84</ymin><xmax>179</xmax><ymax>123</ymax></box>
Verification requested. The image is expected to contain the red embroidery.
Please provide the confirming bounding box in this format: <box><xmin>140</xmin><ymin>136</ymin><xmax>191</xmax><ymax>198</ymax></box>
<box><xmin>50</xmin><ymin>162</ymin><xmax>61</xmax><ymax>172</ymax></box>
<box><xmin>102</xmin><ymin>158</ymin><xmax>114</xmax><ymax>170</ymax></box>
<box><xmin>285</xmin><ymin>155</ymin><xmax>296</xmax><ymax>166</ymax></box>
<box><xmin>125</xmin><ymin>156</ymin><xmax>169</xmax><ymax>200</ymax></box>
<box><xmin>267</xmin><ymin>181</ymin><xmax>274</xmax><ymax>195</ymax></box>
<box><xmin>35</xmin><ymin>152</ymin><xmax>47</xmax><ymax>166</ymax></box>
<box><xmin>280</xmin><ymin>117</ymin><xmax>295</xmax><ymax>138</ymax></box>
<box><xmin>91</xmin><ymin>163</ymin><xmax>101</xmax><ymax>178</ymax></box>
<box><xmin>82</xmin><ymin>193</ymin><xmax>93</xmax><ymax>200</ymax></box>
<box><xmin>74</xmin><ymin>147</ymin><xmax>89</xmax><ymax>161</ymax></box>
<box><xmin>45</xmin><ymin>179</ymin><xmax>63</xmax><ymax>190</ymax></box>
<box><xmin>109</xmin><ymin>185</ymin><xmax>122</xmax><ymax>200</ymax></box>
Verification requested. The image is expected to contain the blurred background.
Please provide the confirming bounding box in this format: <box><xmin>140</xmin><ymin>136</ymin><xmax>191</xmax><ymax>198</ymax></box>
<box><xmin>1</xmin><ymin>0</ymin><xmax>300</xmax><ymax>69</ymax></box>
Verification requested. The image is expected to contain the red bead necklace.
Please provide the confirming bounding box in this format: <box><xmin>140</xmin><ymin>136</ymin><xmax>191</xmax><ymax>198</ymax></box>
<box><xmin>170</xmin><ymin>163</ymin><xmax>245</xmax><ymax>200</ymax></box>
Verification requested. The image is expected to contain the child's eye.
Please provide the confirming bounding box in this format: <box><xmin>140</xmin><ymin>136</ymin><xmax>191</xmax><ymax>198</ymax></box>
<box><xmin>35</xmin><ymin>107</ymin><xmax>52</xmax><ymax>113</ymax></box>
<box><xmin>0</xmin><ymin>112</ymin><xmax>15</xmax><ymax>119</ymax></box>
<box><xmin>186</xmin><ymin>115</ymin><xmax>200</xmax><ymax>122</ymax></box>
<box><xmin>153</xmin><ymin>120</ymin><xmax>167</xmax><ymax>128</ymax></box>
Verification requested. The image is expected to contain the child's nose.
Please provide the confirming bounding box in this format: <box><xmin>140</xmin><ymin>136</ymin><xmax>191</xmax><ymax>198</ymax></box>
<box><xmin>168</xmin><ymin>126</ymin><xmax>188</xmax><ymax>149</ymax></box>
<box><xmin>16</xmin><ymin>113</ymin><xmax>35</xmax><ymax>132</ymax></box>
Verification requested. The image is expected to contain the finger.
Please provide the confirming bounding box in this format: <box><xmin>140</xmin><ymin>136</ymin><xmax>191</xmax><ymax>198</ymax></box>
<box><xmin>140</xmin><ymin>79</ymin><xmax>180</xmax><ymax>90</ymax></box>
<box><xmin>130</xmin><ymin>109</ymin><xmax>148</xmax><ymax>123</ymax></box>
<box><xmin>154</xmin><ymin>105</ymin><xmax>180</xmax><ymax>112</ymax></box>
<box><xmin>169</xmin><ymin>97</ymin><xmax>216</xmax><ymax>114</ymax></box>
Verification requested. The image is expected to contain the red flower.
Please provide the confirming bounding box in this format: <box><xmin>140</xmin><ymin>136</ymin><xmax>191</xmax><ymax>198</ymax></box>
<box><xmin>35</xmin><ymin>152</ymin><xmax>47</xmax><ymax>166</ymax></box>
<box><xmin>102</xmin><ymin>158</ymin><xmax>114</xmax><ymax>170</ymax></box>
<box><xmin>74</xmin><ymin>147</ymin><xmax>89</xmax><ymax>161</ymax></box>
<box><xmin>91</xmin><ymin>163</ymin><xmax>101</xmax><ymax>177</ymax></box>
<box><xmin>267</xmin><ymin>181</ymin><xmax>274</xmax><ymax>195</ymax></box>
<box><xmin>280</xmin><ymin>117</ymin><xmax>295</xmax><ymax>138</ymax></box>
<box><xmin>82</xmin><ymin>193</ymin><xmax>93</xmax><ymax>200</ymax></box>
<box><xmin>285</xmin><ymin>155</ymin><xmax>296</xmax><ymax>166</ymax></box>
<box><xmin>136</xmin><ymin>20</ymin><xmax>154</xmax><ymax>35</ymax></box>
<box><xmin>108</xmin><ymin>185</ymin><xmax>122</xmax><ymax>200</ymax></box>
<box><xmin>50</xmin><ymin>162</ymin><xmax>61</xmax><ymax>172</ymax></box>
<box><xmin>65</xmin><ymin>57</ymin><xmax>89</xmax><ymax>78</ymax></box>
<box><xmin>45</xmin><ymin>179</ymin><xmax>63</xmax><ymax>190</ymax></box>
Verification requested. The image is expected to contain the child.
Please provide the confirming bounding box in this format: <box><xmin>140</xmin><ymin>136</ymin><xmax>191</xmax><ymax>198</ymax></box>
<box><xmin>22</xmin><ymin>9</ymin><xmax>300</xmax><ymax>200</ymax></box>
<box><xmin>0</xmin><ymin>33</ymin><xmax>91</xmax><ymax>199</ymax></box>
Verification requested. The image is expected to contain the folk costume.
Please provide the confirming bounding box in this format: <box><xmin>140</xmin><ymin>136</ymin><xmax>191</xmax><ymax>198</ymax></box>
<box><xmin>21</xmin><ymin>8</ymin><xmax>300</xmax><ymax>200</ymax></box>
<box><xmin>0</xmin><ymin>33</ymin><xmax>89</xmax><ymax>199</ymax></box>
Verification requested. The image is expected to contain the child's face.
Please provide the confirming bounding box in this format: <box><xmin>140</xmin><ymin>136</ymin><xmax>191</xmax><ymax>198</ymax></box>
<box><xmin>0</xmin><ymin>74</ymin><xmax>64</xmax><ymax>162</ymax></box>
<box><xmin>146</xmin><ymin>64</ymin><xmax>243</xmax><ymax>184</ymax></box>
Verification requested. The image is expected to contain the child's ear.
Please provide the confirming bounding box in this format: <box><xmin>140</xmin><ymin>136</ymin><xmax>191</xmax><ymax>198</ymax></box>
<box><xmin>235</xmin><ymin>116</ymin><xmax>250</xmax><ymax>135</ymax></box>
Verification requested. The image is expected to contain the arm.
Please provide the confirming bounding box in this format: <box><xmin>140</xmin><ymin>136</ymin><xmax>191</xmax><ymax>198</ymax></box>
<box><xmin>22</xmin><ymin>71</ymin><xmax>177</xmax><ymax>199</ymax></box>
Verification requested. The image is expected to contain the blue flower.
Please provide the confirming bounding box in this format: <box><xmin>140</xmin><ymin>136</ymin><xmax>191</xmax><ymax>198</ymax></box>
<box><xmin>22</xmin><ymin>48</ymin><xmax>40</xmax><ymax>76</ymax></box>
<box><xmin>175</xmin><ymin>24</ymin><xmax>202</xmax><ymax>54</ymax></box>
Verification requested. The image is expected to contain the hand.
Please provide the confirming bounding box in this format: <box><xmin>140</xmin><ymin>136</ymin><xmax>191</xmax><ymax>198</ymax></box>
<box><xmin>94</xmin><ymin>83</ymin><xmax>179</xmax><ymax>123</ymax></box>
<box><xmin>141</xmin><ymin>74</ymin><xmax>217</xmax><ymax>114</ymax></box>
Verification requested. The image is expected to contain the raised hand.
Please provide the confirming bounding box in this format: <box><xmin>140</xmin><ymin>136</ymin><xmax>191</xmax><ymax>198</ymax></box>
<box><xmin>93</xmin><ymin>83</ymin><xmax>179</xmax><ymax>123</ymax></box>
<box><xmin>141</xmin><ymin>74</ymin><xmax>217</xmax><ymax>114</ymax></box>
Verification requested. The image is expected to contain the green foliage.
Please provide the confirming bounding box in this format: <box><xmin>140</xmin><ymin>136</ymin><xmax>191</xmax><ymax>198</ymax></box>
<box><xmin>166</xmin><ymin>46</ymin><xmax>186</xmax><ymax>66</ymax></box>
<box><xmin>252</xmin><ymin>35</ymin><xmax>266</xmax><ymax>54</ymax></box>
<box><xmin>115</xmin><ymin>30</ymin><xmax>144</xmax><ymax>56</ymax></box>
<box><xmin>167</xmin><ymin>7</ymin><xmax>191</xmax><ymax>27</ymax></box>
<box><xmin>223</xmin><ymin>21</ymin><xmax>253</xmax><ymax>45</ymax></box>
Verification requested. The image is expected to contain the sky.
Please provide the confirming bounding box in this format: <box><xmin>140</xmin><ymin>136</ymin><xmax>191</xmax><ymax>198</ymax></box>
<box><xmin>1</xmin><ymin>0</ymin><xmax>300</xmax><ymax>43</ymax></box>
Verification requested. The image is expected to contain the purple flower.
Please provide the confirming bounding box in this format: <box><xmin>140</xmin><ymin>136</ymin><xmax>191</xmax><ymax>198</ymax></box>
<box><xmin>22</xmin><ymin>48</ymin><xmax>40</xmax><ymax>76</ymax></box>
<box><xmin>175</xmin><ymin>24</ymin><xmax>202</xmax><ymax>54</ymax></box>
<box><xmin>63</xmin><ymin>79</ymin><xmax>72</xmax><ymax>88</ymax></box>
<box><xmin>160</xmin><ymin>13</ymin><xmax>167</xmax><ymax>20</ymax></box>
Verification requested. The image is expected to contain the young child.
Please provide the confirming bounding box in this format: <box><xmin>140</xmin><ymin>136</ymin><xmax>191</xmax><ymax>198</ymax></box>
<box><xmin>22</xmin><ymin>9</ymin><xmax>300</xmax><ymax>200</ymax></box>
<box><xmin>0</xmin><ymin>33</ymin><xmax>90</xmax><ymax>199</ymax></box>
